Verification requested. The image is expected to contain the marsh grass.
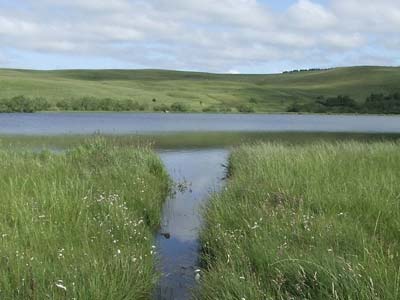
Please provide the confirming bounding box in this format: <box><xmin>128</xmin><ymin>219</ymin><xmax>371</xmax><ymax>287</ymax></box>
<box><xmin>200</xmin><ymin>142</ymin><xmax>400</xmax><ymax>299</ymax></box>
<box><xmin>0</xmin><ymin>137</ymin><xmax>169</xmax><ymax>299</ymax></box>
<box><xmin>1</xmin><ymin>132</ymin><xmax>400</xmax><ymax>152</ymax></box>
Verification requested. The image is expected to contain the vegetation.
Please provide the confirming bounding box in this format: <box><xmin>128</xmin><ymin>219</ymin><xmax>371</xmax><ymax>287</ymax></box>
<box><xmin>236</xmin><ymin>104</ymin><xmax>255</xmax><ymax>113</ymax></box>
<box><xmin>0</xmin><ymin>137</ymin><xmax>169</xmax><ymax>299</ymax></box>
<box><xmin>0</xmin><ymin>96</ymin><xmax>51</xmax><ymax>113</ymax></box>
<box><xmin>1</xmin><ymin>66</ymin><xmax>400</xmax><ymax>113</ymax></box>
<box><xmin>200</xmin><ymin>142</ymin><xmax>400</xmax><ymax>299</ymax></box>
<box><xmin>2</xmin><ymin>132</ymin><xmax>400</xmax><ymax>152</ymax></box>
<box><xmin>288</xmin><ymin>93</ymin><xmax>400</xmax><ymax>114</ymax></box>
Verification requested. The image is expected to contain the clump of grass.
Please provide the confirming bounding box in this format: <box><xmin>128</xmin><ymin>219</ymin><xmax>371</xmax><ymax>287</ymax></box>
<box><xmin>200</xmin><ymin>142</ymin><xmax>400</xmax><ymax>299</ymax></box>
<box><xmin>0</xmin><ymin>137</ymin><xmax>169</xmax><ymax>299</ymax></box>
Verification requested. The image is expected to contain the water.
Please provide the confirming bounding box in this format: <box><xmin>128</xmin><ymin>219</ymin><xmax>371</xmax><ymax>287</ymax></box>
<box><xmin>155</xmin><ymin>149</ymin><xmax>228</xmax><ymax>300</ymax></box>
<box><xmin>1</xmin><ymin>113</ymin><xmax>400</xmax><ymax>135</ymax></box>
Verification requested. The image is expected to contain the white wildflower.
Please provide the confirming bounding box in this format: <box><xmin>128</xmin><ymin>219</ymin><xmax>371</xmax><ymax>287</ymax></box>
<box><xmin>55</xmin><ymin>281</ymin><xmax>67</xmax><ymax>291</ymax></box>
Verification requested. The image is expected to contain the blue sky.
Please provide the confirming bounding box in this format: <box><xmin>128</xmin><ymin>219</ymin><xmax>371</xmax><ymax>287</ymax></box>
<box><xmin>0</xmin><ymin>0</ymin><xmax>399</xmax><ymax>73</ymax></box>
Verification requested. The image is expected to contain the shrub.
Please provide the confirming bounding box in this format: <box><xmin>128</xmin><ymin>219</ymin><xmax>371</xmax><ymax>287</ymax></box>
<box><xmin>153</xmin><ymin>104</ymin><xmax>170</xmax><ymax>112</ymax></box>
<box><xmin>170</xmin><ymin>102</ymin><xmax>189</xmax><ymax>112</ymax></box>
<box><xmin>236</xmin><ymin>104</ymin><xmax>255</xmax><ymax>113</ymax></box>
<box><xmin>202</xmin><ymin>106</ymin><xmax>219</xmax><ymax>112</ymax></box>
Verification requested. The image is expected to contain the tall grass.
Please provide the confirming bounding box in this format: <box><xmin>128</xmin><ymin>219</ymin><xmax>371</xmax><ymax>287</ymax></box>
<box><xmin>200</xmin><ymin>142</ymin><xmax>400</xmax><ymax>299</ymax></box>
<box><xmin>2</xmin><ymin>132</ymin><xmax>399</xmax><ymax>152</ymax></box>
<box><xmin>0</xmin><ymin>137</ymin><xmax>169</xmax><ymax>299</ymax></box>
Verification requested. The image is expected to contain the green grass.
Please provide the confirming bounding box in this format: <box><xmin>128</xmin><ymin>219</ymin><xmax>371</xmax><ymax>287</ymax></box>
<box><xmin>1</xmin><ymin>132</ymin><xmax>400</xmax><ymax>151</ymax></box>
<box><xmin>0</xmin><ymin>137</ymin><xmax>169</xmax><ymax>299</ymax></box>
<box><xmin>1</xmin><ymin>66</ymin><xmax>400</xmax><ymax>112</ymax></box>
<box><xmin>200</xmin><ymin>142</ymin><xmax>400</xmax><ymax>299</ymax></box>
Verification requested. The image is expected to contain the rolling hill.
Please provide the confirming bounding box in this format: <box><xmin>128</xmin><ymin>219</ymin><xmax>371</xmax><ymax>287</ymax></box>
<box><xmin>0</xmin><ymin>66</ymin><xmax>399</xmax><ymax>112</ymax></box>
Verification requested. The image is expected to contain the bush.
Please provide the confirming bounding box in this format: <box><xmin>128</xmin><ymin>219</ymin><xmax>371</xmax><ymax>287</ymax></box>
<box><xmin>236</xmin><ymin>104</ymin><xmax>255</xmax><ymax>113</ymax></box>
<box><xmin>153</xmin><ymin>104</ymin><xmax>170</xmax><ymax>112</ymax></box>
<box><xmin>54</xmin><ymin>97</ymin><xmax>148</xmax><ymax>112</ymax></box>
<box><xmin>287</xmin><ymin>93</ymin><xmax>400</xmax><ymax>114</ymax></box>
<box><xmin>170</xmin><ymin>102</ymin><xmax>189</xmax><ymax>112</ymax></box>
<box><xmin>0</xmin><ymin>96</ymin><xmax>51</xmax><ymax>113</ymax></box>
<box><xmin>202</xmin><ymin>106</ymin><xmax>219</xmax><ymax>112</ymax></box>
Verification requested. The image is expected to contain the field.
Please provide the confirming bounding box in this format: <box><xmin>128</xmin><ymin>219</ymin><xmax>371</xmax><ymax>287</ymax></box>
<box><xmin>0</xmin><ymin>137</ymin><xmax>169</xmax><ymax>299</ymax></box>
<box><xmin>200</xmin><ymin>142</ymin><xmax>400</xmax><ymax>299</ymax></box>
<box><xmin>1</xmin><ymin>66</ymin><xmax>400</xmax><ymax>112</ymax></box>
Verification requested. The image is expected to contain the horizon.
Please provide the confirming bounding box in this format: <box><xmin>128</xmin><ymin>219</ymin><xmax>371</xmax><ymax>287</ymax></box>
<box><xmin>1</xmin><ymin>1</ymin><xmax>400</xmax><ymax>73</ymax></box>
<box><xmin>1</xmin><ymin>65</ymin><xmax>399</xmax><ymax>75</ymax></box>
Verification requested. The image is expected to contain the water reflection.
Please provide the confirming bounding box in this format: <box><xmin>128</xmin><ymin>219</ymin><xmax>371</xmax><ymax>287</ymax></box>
<box><xmin>154</xmin><ymin>149</ymin><xmax>228</xmax><ymax>300</ymax></box>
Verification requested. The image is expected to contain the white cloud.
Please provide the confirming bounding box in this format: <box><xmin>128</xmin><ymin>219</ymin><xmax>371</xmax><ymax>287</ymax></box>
<box><xmin>322</xmin><ymin>32</ymin><xmax>365</xmax><ymax>49</ymax></box>
<box><xmin>286</xmin><ymin>0</ymin><xmax>337</xmax><ymax>30</ymax></box>
<box><xmin>0</xmin><ymin>0</ymin><xmax>399</xmax><ymax>71</ymax></box>
<box><xmin>332</xmin><ymin>0</ymin><xmax>400</xmax><ymax>32</ymax></box>
<box><xmin>228</xmin><ymin>69</ymin><xmax>240</xmax><ymax>74</ymax></box>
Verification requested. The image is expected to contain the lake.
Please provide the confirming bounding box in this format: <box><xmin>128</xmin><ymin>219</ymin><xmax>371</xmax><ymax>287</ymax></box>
<box><xmin>1</xmin><ymin>113</ymin><xmax>400</xmax><ymax>135</ymax></box>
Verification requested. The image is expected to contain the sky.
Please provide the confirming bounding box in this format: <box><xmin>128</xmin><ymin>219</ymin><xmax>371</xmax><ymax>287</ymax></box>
<box><xmin>0</xmin><ymin>0</ymin><xmax>399</xmax><ymax>73</ymax></box>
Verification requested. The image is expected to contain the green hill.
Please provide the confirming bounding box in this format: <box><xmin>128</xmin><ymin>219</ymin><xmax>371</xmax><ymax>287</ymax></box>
<box><xmin>0</xmin><ymin>66</ymin><xmax>399</xmax><ymax>113</ymax></box>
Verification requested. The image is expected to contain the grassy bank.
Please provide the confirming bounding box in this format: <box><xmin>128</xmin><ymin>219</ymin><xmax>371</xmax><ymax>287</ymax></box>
<box><xmin>0</xmin><ymin>138</ymin><xmax>169</xmax><ymax>299</ymax></box>
<box><xmin>1</xmin><ymin>66</ymin><xmax>400</xmax><ymax>113</ymax></box>
<box><xmin>2</xmin><ymin>132</ymin><xmax>400</xmax><ymax>151</ymax></box>
<box><xmin>200</xmin><ymin>142</ymin><xmax>400</xmax><ymax>299</ymax></box>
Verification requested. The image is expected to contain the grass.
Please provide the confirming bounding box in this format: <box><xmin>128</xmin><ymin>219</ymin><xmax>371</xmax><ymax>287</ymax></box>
<box><xmin>1</xmin><ymin>132</ymin><xmax>400</xmax><ymax>151</ymax></box>
<box><xmin>200</xmin><ymin>142</ymin><xmax>400</xmax><ymax>299</ymax></box>
<box><xmin>1</xmin><ymin>66</ymin><xmax>400</xmax><ymax>112</ymax></box>
<box><xmin>0</xmin><ymin>137</ymin><xmax>169</xmax><ymax>299</ymax></box>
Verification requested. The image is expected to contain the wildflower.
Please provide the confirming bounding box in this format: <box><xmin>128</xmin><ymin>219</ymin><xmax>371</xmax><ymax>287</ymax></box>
<box><xmin>55</xmin><ymin>281</ymin><xmax>67</xmax><ymax>291</ymax></box>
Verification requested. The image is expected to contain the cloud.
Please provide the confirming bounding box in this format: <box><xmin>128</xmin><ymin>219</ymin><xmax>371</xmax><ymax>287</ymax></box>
<box><xmin>0</xmin><ymin>0</ymin><xmax>399</xmax><ymax>72</ymax></box>
<box><xmin>286</xmin><ymin>0</ymin><xmax>337</xmax><ymax>30</ymax></box>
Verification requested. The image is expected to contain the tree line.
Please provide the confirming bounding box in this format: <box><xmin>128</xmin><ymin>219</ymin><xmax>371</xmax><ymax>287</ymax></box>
<box><xmin>287</xmin><ymin>93</ymin><xmax>400</xmax><ymax>114</ymax></box>
<box><xmin>0</xmin><ymin>96</ymin><xmax>192</xmax><ymax>113</ymax></box>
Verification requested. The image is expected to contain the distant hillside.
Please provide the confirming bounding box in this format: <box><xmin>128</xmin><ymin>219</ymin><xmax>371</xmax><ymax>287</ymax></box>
<box><xmin>0</xmin><ymin>66</ymin><xmax>399</xmax><ymax>113</ymax></box>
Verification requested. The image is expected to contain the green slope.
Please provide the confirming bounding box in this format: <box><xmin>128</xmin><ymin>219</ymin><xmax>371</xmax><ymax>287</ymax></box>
<box><xmin>0</xmin><ymin>66</ymin><xmax>399</xmax><ymax>112</ymax></box>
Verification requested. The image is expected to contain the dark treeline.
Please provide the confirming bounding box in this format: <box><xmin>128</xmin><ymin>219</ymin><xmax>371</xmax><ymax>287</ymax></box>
<box><xmin>0</xmin><ymin>96</ymin><xmax>149</xmax><ymax>113</ymax></box>
<box><xmin>56</xmin><ymin>97</ymin><xmax>148</xmax><ymax>111</ymax></box>
<box><xmin>282</xmin><ymin>68</ymin><xmax>331</xmax><ymax>74</ymax></box>
<box><xmin>0</xmin><ymin>96</ymin><xmax>195</xmax><ymax>113</ymax></box>
<box><xmin>287</xmin><ymin>93</ymin><xmax>400</xmax><ymax>114</ymax></box>
<box><xmin>0</xmin><ymin>96</ymin><xmax>51</xmax><ymax>113</ymax></box>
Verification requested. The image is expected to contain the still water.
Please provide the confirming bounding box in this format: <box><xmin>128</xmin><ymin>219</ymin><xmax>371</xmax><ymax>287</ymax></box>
<box><xmin>154</xmin><ymin>149</ymin><xmax>228</xmax><ymax>300</ymax></box>
<box><xmin>1</xmin><ymin>113</ymin><xmax>400</xmax><ymax>134</ymax></box>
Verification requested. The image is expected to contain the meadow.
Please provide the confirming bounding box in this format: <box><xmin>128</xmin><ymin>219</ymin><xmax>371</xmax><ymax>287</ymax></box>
<box><xmin>200</xmin><ymin>142</ymin><xmax>400</xmax><ymax>299</ymax></box>
<box><xmin>0</xmin><ymin>137</ymin><xmax>169</xmax><ymax>299</ymax></box>
<box><xmin>1</xmin><ymin>66</ymin><xmax>400</xmax><ymax>113</ymax></box>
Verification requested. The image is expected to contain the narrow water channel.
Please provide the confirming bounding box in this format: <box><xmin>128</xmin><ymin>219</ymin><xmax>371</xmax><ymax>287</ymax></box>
<box><xmin>154</xmin><ymin>149</ymin><xmax>229</xmax><ymax>300</ymax></box>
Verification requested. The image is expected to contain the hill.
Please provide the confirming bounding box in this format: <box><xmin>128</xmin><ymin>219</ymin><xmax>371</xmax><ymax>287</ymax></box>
<box><xmin>0</xmin><ymin>66</ymin><xmax>399</xmax><ymax>113</ymax></box>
